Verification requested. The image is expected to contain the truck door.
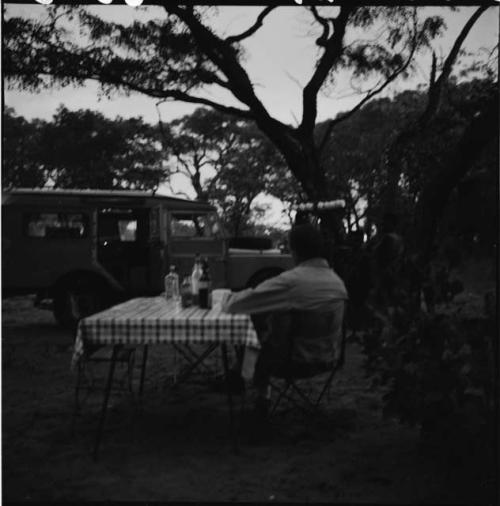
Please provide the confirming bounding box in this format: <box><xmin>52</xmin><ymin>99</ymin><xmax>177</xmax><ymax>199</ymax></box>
<box><xmin>97</xmin><ymin>207</ymin><xmax>151</xmax><ymax>294</ymax></box>
<box><xmin>168</xmin><ymin>211</ymin><xmax>226</xmax><ymax>287</ymax></box>
<box><xmin>2</xmin><ymin>206</ymin><xmax>93</xmax><ymax>293</ymax></box>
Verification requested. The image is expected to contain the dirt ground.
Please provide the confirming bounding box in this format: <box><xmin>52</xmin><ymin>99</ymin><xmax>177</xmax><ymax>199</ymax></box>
<box><xmin>2</xmin><ymin>293</ymin><xmax>496</xmax><ymax>503</ymax></box>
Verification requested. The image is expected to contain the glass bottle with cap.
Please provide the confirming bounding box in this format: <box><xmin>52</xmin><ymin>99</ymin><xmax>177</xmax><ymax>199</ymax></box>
<box><xmin>191</xmin><ymin>253</ymin><xmax>203</xmax><ymax>305</ymax></box>
<box><xmin>164</xmin><ymin>265</ymin><xmax>180</xmax><ymax>301</ymax></box>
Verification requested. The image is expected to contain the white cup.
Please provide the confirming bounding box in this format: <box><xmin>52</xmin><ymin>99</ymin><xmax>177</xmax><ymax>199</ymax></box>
<box><xmin>211</xmin><ymin>288</ymin><xmax>232</xmax><ymax>309</ymax></box>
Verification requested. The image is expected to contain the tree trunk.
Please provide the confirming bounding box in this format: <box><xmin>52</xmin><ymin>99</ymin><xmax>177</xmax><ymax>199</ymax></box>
<box><xmin>414</xmin><ymin>95</ymin><xmax>498</xmax><ymax>267</ymax></box>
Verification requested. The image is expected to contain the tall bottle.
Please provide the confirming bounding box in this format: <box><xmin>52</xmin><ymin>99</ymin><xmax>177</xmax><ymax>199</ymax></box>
<box><xmin>198</xmin><ymin>258</ymin><xmax>211</xmax><ymax>309</ymax></box>
<box><xmin>164</xmin><ymin>265</ymin><xmax>180</xmax><ymax>301</ymax></box>
<box><xmin>191</xmin><ymin>253</ymin><xmax>203</xmax><ymax>305</ymax></box>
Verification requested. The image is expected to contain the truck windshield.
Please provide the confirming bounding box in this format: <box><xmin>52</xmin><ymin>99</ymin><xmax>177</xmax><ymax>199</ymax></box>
<box><xmin>171</xmin><ymin>212</ymin><xmax>222</xmax><ymax>239</ymax></box>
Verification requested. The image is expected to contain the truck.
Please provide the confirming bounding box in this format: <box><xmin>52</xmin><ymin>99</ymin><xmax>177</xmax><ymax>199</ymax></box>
<box><xmin>2</xmin><ymin>188</ymin><xmax>293</xmax><ymax>327</ymax></box>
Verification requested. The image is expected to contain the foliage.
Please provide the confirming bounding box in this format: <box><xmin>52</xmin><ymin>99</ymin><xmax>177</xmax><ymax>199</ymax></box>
<box><xmin>2</xmin><ymin>107</ymin><xmax>48</xmax><ymax>188</ymax></box>
<box><xmin>316</xmin><ymin>77</ymin><xmax>498</xmax><ymax>242</ymax></box>
<box><xmin>3</xmin><ymin>4</ymin><xmax>468</xmax><ymax>204</ymax></box>
<box><xmin>2</xmin><ymin>106</ymin><xmax>166</xmax><ymax>190</ymax></box>
<box><xmin>389</xmin><ymin>78</ymin><xmax>498</xmax><ymax>204</ymax></box>
<box><xmin>161</xmin><ymin>107</ymin><xmax>240</xmax><ymax>200</ymax></box>
<box><xmin>362</xmin><ymin>269</ymin><xmax>496</xmax><ymax>449</ymax></box>
<box><xmin>210</xmin><ymin>125</ymin><xmax>290</xmax><ymax>236</ymax></box>
<box><xmin>317</xmin><ymin>90</ymin><xmax>425</xmax><ymax>233</ymax></box>
<box><xmin>161</xmin><ymin>107</ymin><xmax>290</xmax><ymax>236</ymax></box>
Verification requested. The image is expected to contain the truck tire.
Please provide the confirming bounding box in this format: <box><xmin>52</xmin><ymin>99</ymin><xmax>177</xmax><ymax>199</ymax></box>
<box><xmin>53</xmin><ymin>275</ymin><xmax>113</xmax><ymax>330</ymax></box>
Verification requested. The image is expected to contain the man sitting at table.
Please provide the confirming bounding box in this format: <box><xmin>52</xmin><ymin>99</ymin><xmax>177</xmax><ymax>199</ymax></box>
<box><xmin>222</xmin><ymin>223</ymin><xmax>348</xmax><ymax>426</ymax></box>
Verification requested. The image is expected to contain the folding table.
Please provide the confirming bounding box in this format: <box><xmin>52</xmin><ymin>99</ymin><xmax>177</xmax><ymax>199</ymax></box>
<box><xmin>71</xmin><ymin>296</ymin><xmax>259</xmax><ymax>458</ymax></box>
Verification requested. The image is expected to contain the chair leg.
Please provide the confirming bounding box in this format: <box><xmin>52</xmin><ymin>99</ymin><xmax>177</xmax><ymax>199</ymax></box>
<box><xmin>289</xmin><ymin>382</ymin><xmax>318</xmax><ymax>412</ymax></box>
<box><xmin>270</xmin><ymin>382</ymin><xmax>291</xmax><ymax>417</ymax></box>
<box><xmin>314</xmin><ymin>362</ymin><xmax>343</xmax><ymax>408</ymax></box>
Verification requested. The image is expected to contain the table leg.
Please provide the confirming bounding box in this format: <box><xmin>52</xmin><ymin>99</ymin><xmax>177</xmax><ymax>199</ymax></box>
<box><xmin>139</xmin><ymin>345</ymin><xmax>149</xmax><ymax>396</ymax></box>
<box><xmin>93</xmin><ymin>345</ymin><xmax>119</xmax><ymax>460</ymax></box>
<box><xmin>221</xmin><ymin>343</ymin><xmax>238</xmax><ymax>453</ymax></box>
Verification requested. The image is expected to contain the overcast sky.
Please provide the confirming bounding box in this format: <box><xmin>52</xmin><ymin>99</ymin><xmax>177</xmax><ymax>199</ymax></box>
<box><xmin>3</xmin><ymin>5</ymin><xmax>498</xmax><ymax>228</ymax></box>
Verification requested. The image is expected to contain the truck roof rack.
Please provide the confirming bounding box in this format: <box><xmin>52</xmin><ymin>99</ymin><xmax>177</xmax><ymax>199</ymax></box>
<box><xmin>3</xmin><ymin>187</ymin><xmax>200</xmax><ymax>204</ymax></box>
<box><xmin>293</xmin><ymin>200</ymin><xmax>346</xmax><ymax>211</ymax></box>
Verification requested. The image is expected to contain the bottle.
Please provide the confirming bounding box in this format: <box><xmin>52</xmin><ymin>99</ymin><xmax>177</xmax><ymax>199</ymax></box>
<box><xmin>164</xmin><ymin>265</ymin><xmax>180</xmax><ymax>301</ymax></box>
<box><xmin>180</xmin><ymin>276</ymin><xmax>193</xmax><ymax>308</ymax></box>
<box><xmin>198</xmin><ymin>258</ymin><xmax>211</xmax><ymax>309</ymax></box>
<box><xmin>191</xmin><ymin>253</ymin><xmax>203</xmax><ymax>305</ymax></box>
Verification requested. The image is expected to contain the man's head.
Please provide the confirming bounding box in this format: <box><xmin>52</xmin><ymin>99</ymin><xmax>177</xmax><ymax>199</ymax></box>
<box><xmin>288</xmin><ymin>224</ymin><xmax>325</xmax><ymax>264</ymax></box>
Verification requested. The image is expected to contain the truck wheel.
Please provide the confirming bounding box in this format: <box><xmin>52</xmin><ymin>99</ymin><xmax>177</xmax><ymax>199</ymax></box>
<box><xmin>53</xmin><ymin>276</ymin><xmax>111</xmax><ymax>329</ymax></box>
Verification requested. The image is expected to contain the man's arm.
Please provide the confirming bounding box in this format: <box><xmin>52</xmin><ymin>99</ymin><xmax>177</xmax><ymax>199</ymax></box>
<box><xmin>223</xmin><ymin>272</ymin><xmax>293</xmax><ymax>315</ymax></box>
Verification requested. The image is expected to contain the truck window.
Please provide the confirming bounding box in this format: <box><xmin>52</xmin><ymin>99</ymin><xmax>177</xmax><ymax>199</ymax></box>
<box><xmin>171</xmin><ymin>212</ymin><xmax>222</xmax><ymax>239</ymax></box>
<box><xmin>24</xmin><ymin>212</ymin><xmax>88</xmax><ymax>239</ymax></box>
<box><xmin>99</xmin><ymin>209</ymin><xmax>141</xmax><ymax>243</ymax></box>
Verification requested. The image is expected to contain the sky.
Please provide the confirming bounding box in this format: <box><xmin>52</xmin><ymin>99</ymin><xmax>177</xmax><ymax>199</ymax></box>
<box><xmin>3</xmin><ymin>5</ymin><xmax>499</xmax><ymax>228</ymax></box>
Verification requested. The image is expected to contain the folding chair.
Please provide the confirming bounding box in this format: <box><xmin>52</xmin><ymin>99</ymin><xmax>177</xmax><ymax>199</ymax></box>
<box><xmin>267</xmin><ymin>302</ymin><xmax>347</xmax><ymax>417</ymax></box>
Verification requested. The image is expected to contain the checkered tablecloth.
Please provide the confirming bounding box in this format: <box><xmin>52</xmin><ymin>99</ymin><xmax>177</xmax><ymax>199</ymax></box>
<box><xmin>71</xmin><ymin>297</ymin><xmax>259</xmax><ymax>368</ymax></box>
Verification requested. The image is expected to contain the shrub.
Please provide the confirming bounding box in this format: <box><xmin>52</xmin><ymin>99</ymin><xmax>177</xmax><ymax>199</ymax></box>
<box><xmin>363</xmin><ymin>299</ymin><xmax>496</xmax><ymax>443</ymax></box>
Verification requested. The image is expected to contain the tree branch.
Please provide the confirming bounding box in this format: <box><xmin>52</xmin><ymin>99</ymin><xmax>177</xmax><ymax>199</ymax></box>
<box><xmin>318</xmin><ymin>23</ymin><xmax>419</xmax><ymax>153</ymax></box>
<box><xmin>418</xmin><ymin>5</ymin><xmax>487</xmax><ymax>128</ymax></box>
<box><xmin>301</xmin><ymin>5</ymin><xmax>353</xmax><ymax>135</ymax></box>
<box><xmin>165</xmin><ymin>5</ymin><xmax>293</xmax><ymax>137</ymax></box>
<box><xmin>310</xmin><ymin>6</ymin><xmax>333</xmax><ymax>48</ymax></box>
<box><xmin>225</xmin><ymin>6</ymin><xmax>277</xmax><ymax>44</ymax></box>
<box><xmin>103</xmin><ymin>74</ymin><xmax>256</xmax><ymax>119</ymax></box>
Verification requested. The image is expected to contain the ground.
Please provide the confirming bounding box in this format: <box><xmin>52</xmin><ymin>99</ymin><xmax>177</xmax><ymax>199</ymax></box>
<box><xmin>1</xmin><ymin>281</ymin><xmax>496</xmax><ymax>503</ymax></box>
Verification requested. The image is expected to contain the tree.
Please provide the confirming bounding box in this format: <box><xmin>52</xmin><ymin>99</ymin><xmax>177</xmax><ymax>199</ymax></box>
<box><xmin>2</xmin><ymin>107</ymin><xmax>47</xmax><ymax>188</ymax></box>
<box><xmin>413</xmin><ymin>86</ymin><xmax>498</xmax><ymax>265</ymax></box>
<box><xmin>42</xmin><ymin>106</ymin><xmax>166</xmax><ymax>189</ymax></box>
<box><xmin>317</xmin><ymin>91</ymin><xmax>426</xmax><ymax>235</ymax></box>
<box><xmin>3</xmin><ymin>7</ymin><xmax>475</xmax><ymax>217</ymax></box>
<box><xmin>3</xmin><ymin>106</ymin><xmax>166</xmax><ymax>190</ymax></box>
<box><xmin>160</xmin><ymin>107</ymin><xmax>289</xmax><ymax>235</ymax></box>
<box><xmin>210</xmin><ymin>127</ymin><xmax>282</xmax><ymax>236</ymax></box>
<box><xmin>160</xmin><ymin>107</ymin><xmax>254</xmax><ymax>201</ymax></box>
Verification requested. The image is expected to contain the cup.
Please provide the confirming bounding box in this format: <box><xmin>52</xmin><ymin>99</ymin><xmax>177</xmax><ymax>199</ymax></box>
<box><xmin>211</xmin><ymin>288</ymin><xmax>232</xmax><ymax>310</ymax></box>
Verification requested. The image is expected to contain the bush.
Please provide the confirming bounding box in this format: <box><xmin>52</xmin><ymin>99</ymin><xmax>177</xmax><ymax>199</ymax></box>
<box><xmin>363</xmin><ymin>300</ymin><xmax>496</xmax><ymax>443</ymax></box>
